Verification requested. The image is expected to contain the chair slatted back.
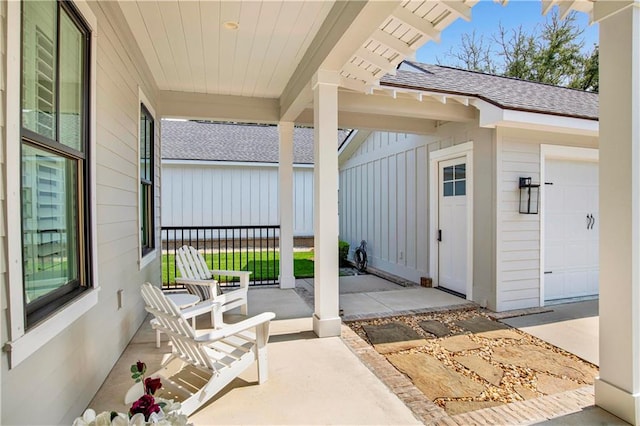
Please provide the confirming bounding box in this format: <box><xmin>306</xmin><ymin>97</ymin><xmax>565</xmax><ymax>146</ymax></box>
<box><xmin>175</xmin><ymin>245</ymin><xmax>215</xmax><ymax>300</ymax></box>
<box><xmin>141</xmin><ymin>283</ymin><xmax>217</xmax><ymax>371</ymax></box>
<box><xmin>176</xmin><ymin>245</ymin><xmax>211</xmax><ymax>281</ymax></box>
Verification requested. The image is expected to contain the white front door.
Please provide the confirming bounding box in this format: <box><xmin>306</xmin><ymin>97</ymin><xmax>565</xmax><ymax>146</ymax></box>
<box><xmin>544</xmin><ymin>159</ymin><xmax>599</xmax><ymax>301</ymax></box>
<box><xmin>438</xmin><ymin>158</ymin><xmax>468</xmax><ymax>295</ymax></box>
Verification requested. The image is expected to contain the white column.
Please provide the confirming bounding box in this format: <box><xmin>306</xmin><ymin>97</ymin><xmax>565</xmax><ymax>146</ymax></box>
<box><xmin>278</xmin><ymin>121</ymin><xmax>296</xmax><ymax>289</ymax></box>
<box><xmin>312</xmin><ymin>70</ymin><xmax>341</xmax><ymax>337</ymax></box>
<box><xmin>595</xmin><ymin>3</ymin><xmax>640</xmax><ymax>424</ymax></box>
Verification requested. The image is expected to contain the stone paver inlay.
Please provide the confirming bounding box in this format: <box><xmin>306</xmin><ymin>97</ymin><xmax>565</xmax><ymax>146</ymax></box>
<box><xmin>387</xmin><ymin>352</ymin><xmax>485</xmax><ymax>400</ymax></box>
<box><xmin>347</xmin><ymin>308</ymin><xmax>599</xmax><ymax>417</ymax></box>
<box><xmin>536</xmin><ymin>373</ymin><xmax>584</xmax><ymax>395</ymax></box>
<box><xmin>453</xmin><ymin>355</ymin><xmax>504</xmax><ymax>386</ymax></box>
<box><xmin>419</xmin><ymin>320</ymin><xmax>452</xmax><ymax>337</ymax></box>
<box><xmin>439</xmin><ymin>335</ymin><xmax>483</xmax><ymax>352</ymax></box>
<box><xmin>455</xmin><ymin>316</ymin><xmax>509</xmax><ymax>333</ymax></box>
<box><xmin>492</xmin><ymin>344</ymin><xmax>597</xmax><ymax>383</ymax></box>
<box><xmin>362</xmin><ymin>322</ymin><xmax>421</xmax><ymax>344</ymax></box>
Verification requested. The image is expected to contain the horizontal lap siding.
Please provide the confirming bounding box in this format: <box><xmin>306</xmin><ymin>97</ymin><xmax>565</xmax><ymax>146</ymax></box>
<box><xmin>497</xmin><ymin>138</ymin><xmax>541</xmax><ymax>311</ymax></box>
<box><xmin>496</xmin><ymin>129</ymin><xmax>598</xmax><ymax>312</ymax></box>
<box><xmin>161</xmin><ymin>164</ymin><xmax>314</xmax><ymax>236</ymax></box>
<box><xmin>1</xmin><ymin>2</ymin><xmax>162</xmax><ymax>424</ymax></box>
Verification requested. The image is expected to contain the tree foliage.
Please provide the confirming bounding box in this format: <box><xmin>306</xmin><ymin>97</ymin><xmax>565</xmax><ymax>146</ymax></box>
<box><xmin>438</xmin><ymin>10</ymin><xmax>598</xmax><ymax>92</ymax></box>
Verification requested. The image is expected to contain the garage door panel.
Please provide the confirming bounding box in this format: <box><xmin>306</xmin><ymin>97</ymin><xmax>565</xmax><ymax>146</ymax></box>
<box><xmin>545</xmin><ymin>272</ymin><xmax>565</xmax><ymax>300</ymax></box>
<box><xmin>544</xmin><ymin>158</ymin><xmax>599</xmax><ymax>302</ymax></box>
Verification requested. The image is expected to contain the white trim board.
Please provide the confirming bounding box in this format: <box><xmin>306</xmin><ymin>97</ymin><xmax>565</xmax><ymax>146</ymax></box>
<box><xmin>539</xmin><ymin>144</ymin><xmax>599</xmax><ymax>306</ymax></box>
<box><xmin>428</xmin><ymin>141</ymin><xmax>474</xmax><ymax>300</ymax></box>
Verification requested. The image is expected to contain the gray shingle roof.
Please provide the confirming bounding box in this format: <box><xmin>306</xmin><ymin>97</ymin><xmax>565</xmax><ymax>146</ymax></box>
<box><xmin>161</xmin><ymin>120</ymin><xmax>351</xmax><ymax>163</ymax></box>
<box><xmin>383</xmin><ymin>62</ymin><xmax>598</xmax><ymax>120</ymax></box>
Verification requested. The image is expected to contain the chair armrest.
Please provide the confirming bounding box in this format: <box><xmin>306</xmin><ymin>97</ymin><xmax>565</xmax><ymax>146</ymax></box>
<box><xmin>210</xmin><ymin>270</ymin><xmax>251</xmax><ymax>288</ymax></box>
<box><xmin>196</xmin><ymin>312</ymin><xmax>276</xmax><ymax>342</ymax></box>
<box><xmin>174</xmin><ymin>277</ymin><xmax>217</xmax><ymax>286</ymax></box>
<box><xmin>180</xmin><ymin>301</ymin><xmax>217</xmax><ymax>319</ymax></box>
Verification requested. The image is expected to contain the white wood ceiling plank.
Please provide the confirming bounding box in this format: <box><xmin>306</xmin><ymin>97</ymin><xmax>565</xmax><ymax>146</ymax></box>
<box><xmin>230</xmin><ymin>2</ymin><xmax>264</xmax><ymax>96</ymax></box>
<box><xmin>178</xmin><ymin>1</ymin><xmax>207</xmax><ymax>93</ymax></box>
<box><xmin>136</xmin><ymin>1</ymin><xmax>181</xmax><ymax>91</ymax></box>
<box><xmin>200</xmin><ymin>1</ymin><xmax>221</xmax><ymax>94</ymax></box>
<box><xmin>118</xmin><ymin>1</ymin><xmax>168</xmax><ymax>89</ymax></box>
<box><xmin>251</xmin><ymin>1</ymin><xmax>304</xmax><ymax>97</ymax></box>
<box><xmin>218</xmin><ymin>1</ymin><xmax>242</xmax><ymax>96</ymax></box>
<box><xmin>293</xmin><ymin>1</ymin><xmax>334</xmax><ymax>64</ymax></box>
<box><xmin>158</xmin><ymin>1</ymin><xmax>194</xmax><ymax>93</ymax></box>
<box><xmin>263</xmin><ymin>1</ymin><xmax>332</xmax><ymax>97</ymax></box>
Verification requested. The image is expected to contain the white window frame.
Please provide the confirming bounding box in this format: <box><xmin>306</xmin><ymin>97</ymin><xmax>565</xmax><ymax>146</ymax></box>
<box><xmin>138</xmin><ymin>88</ymin><xmax>158</xmax><ymax>269</ymax></box>
<box><xmin>428</xmin><ymin>141</ymin><xmax>474</xmax><ymax>299</ymax></box>
<box><xmin>4</xmin><ymin>0</ymin><xmax>99</xmax><ymax>368</ymax></box>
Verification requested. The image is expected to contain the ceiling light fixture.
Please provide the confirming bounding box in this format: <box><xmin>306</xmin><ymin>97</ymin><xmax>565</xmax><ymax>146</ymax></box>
<box><xmin>223</xmin><ymin>21</ymin><xmax>239</xmax><ymax>30</ymax></box>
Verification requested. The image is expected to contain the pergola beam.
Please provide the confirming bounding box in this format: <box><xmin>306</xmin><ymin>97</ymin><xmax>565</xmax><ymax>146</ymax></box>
<box><xmin>356</xmin><ymin>47</ymin><xmax>397</xmax><ymax>75</ymax></box>
<box><xmin>441</xmin><ymin>1</ymin><xmax>472</xmax><ymax>21</ymax></box>
<box><xmin>372</xmin><ymin>29</ymin><xmax>414</xmax><ymax>57</ymax></box>
<box><xmin>392</xmin><ymin>5</ymin><xmax>441</xmax><ymax>42</ymax></box>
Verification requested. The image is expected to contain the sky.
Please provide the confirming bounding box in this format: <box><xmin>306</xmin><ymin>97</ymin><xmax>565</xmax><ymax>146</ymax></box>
<box><xmin>415</xmin><ymin>1</ymin><xmax>599</xmax><ymax>66</ymax></box>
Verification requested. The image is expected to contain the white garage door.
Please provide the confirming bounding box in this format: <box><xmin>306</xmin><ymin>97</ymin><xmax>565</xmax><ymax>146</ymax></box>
<box><xmin>544</xmin><ymin>159</ymin><xmax>599</xmax><ymax>302</ymax></box>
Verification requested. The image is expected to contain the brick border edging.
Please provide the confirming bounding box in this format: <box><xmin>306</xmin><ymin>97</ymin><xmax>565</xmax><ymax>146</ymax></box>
<box><xmin>340</xmin><ymin>325</ymin><xmax>596</xmax><ymax>426</ymax></box>
<box><xmin>341</xmin><ymin>325</ymin><xmax>449</xmax><ymax>424</ymax></box>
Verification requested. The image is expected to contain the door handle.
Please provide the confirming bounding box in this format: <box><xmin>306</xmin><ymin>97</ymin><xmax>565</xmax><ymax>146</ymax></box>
<box><xmin>587</xmin><ymin>214</ymin><xmax>595</xmax><ymax>230</ymax></box>
<box><xmin>437</xmin><ymin>230</ymin><xmax>442</xmax><ymax>242</ymax></box>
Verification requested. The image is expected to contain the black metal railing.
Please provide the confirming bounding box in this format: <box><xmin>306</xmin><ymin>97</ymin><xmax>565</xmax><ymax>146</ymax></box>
<box><xmin>161</xmin><ymin>225</ymin><xmax>280</xmax><ymax>290</ymax></box>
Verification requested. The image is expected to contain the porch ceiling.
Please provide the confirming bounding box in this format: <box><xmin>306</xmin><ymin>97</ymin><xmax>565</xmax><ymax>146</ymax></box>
<box><xmin>117</xmin><ymin>0</ymin><xmax>481</xmax><ymax>126</ymax></box>
<box><xmin>118</xmin><ymin>1</ymin><xmax>335</xmax><ymax>97</ymax></box>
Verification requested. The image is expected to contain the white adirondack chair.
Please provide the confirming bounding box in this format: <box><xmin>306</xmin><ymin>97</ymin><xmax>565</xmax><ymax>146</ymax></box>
<box><xmin>140</xmin><ymin>282</ymin><xmax>275</xmax><ymax>416</ymax></box>
<box><xmin>175</xmin><ymin>245</ymin><xmax>250</xmax><ymax>326</ymax></box>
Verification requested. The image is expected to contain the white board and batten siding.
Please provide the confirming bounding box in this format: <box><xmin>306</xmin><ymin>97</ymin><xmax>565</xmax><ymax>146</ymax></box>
<box><xmin>495</xmin><ymin>128</ymin><xmax>598</xmax><ymax>312</ymax></box>
<box><xmin>162</xmin><ymin>162</ymin><xmax>314</xmax><ymax>236</ymax></box>
<box><xmin>339</xmin><ymin>125</ymin><xmax>484</xmax><ymax>284</ymax></box>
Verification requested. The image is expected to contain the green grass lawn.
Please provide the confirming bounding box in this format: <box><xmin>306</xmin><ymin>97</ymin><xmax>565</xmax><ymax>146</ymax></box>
<box><xmin>162</xmin><ymin>250</ymin><xmax>314</xmax><ymax>285</ymax></box>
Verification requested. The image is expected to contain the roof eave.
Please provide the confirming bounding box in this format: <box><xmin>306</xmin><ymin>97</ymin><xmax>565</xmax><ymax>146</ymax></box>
<box><xmin>473</xmin><ymin>99</ymin><xmax>599</xmax><ymax>136</ymax></box>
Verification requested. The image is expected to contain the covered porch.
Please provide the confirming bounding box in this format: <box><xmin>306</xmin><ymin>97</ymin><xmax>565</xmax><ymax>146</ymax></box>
<box><xmin>3</xmin><ymin>0</ymin><xmax>640</xmax><ymax>424</ymax></box>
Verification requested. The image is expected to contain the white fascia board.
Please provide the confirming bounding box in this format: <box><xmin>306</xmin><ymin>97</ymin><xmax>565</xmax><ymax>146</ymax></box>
<box><xmin>161</xmin><ymin>159</ymin><xmax>314</xmax><ymax>168</ymax></box>
<box><xmin>473</xmin><ymin>98</ymin><xmax>599</xmax><ymax>136</ymax></box>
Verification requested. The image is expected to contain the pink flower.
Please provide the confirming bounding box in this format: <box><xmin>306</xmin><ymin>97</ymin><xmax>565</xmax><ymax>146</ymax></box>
<box><xmin>129</xmin><ymin>394</ymin><xmax>160</xmax><ymax>420</ymax></box>
<box><xmin>144</xmin><ymin>377</ymin><xmax>162</xmax><ymax>395</ymax></box>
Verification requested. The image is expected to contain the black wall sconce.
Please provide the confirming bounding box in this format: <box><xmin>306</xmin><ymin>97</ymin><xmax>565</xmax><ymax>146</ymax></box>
<box><xmin>519</xmin><ymin>177</ymin><xmax>540</xmax><ymax>214</ymax></box>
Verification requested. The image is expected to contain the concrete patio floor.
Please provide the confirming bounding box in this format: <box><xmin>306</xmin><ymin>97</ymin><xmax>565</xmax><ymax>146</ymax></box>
<box><xmin>501</xmin><ymin>299</ymin><xmax>599</xmax><ymax>365</ymax></box>
<box><xmin>87</xmin><ymin>278</ymin><xmax>627</xmax><ymax>425</ymax></box>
